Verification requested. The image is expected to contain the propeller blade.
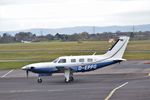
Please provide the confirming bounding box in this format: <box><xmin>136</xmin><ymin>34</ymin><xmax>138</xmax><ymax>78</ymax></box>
<box><xmin>26</xmin><ymin>70</ymin><xmax>29</xmax><ymax>78</ymax></box>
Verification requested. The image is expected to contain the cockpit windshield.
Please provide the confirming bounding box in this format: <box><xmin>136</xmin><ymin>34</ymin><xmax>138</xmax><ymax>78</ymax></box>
<box><xmin>58</xmin><ymin>59</ymin><xmax>66</xmax><ymax>63</ymax></box>
<box><xmin>52</xmin><ymin>58</ymin><xmax>59</xmax><ymax>63</ymax></box>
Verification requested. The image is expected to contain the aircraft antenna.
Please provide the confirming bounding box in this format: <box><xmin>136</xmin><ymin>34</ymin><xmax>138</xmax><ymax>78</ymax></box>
<box><xmin>93</xmin><ymin>52</ymin><xmax>97</xmax><ymax>55</ymax></box>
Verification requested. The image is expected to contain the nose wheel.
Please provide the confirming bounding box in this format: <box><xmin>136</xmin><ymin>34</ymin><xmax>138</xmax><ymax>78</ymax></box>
<box><xmin>37</xmin><ymin>77</ymin><xmax>42</xmax><ymax>83</ymax></box>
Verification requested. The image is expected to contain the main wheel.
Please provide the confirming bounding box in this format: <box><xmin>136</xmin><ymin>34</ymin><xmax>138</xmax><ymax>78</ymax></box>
<box><xmin>70</xmin><ymin>76</ymin><xmax>74</xmax><ymax>82</ymax></box>
<box><xmin>37</xmin><ymin>78</ymin><xmax>42</xmax><ymax>83</ymax></box>
<box><xmin>64</xmin><ymin>78</ymin><xmax>70</xmax><ymax>83</ymax></box>
<box><xmin>64</xmin><ymin>77</ymin><xmax>74</xmax><ymax>83</ymax></box>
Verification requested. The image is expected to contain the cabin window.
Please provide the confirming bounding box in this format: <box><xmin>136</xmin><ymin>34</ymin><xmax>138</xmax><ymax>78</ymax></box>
<box><xmin>87</xmin><ymin>58</ymin><xmax>93</xmax><ymax>62</ymax></box>
<box><xmin>58</xmin><ymin>59</ymin><xmax>66</xmax><ymax>63</ymax></box>
<box><xmin>79</xmin><ymin>59</ymin><xmax>84</xmax><ymax>62</ymax></box>
<box><xmin>71</xmin><ymin>59</ymin><xmax>76</xmax><ymax>63</ymax></box>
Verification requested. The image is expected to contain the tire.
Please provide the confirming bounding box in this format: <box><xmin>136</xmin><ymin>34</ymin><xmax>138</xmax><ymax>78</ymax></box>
<box><xmin>70</xmin><ymin>77</ymin><xmax>74</xmax><ymax>82</ymax></box>
<box><xmin>64</xmin><ymin>78</ymin><xmax>70</xmax><ymax>83</ymax></box>
<box><xmin>64</xmin><ymin>77</ymin><xmax>74</xmax><ymax>83</ymax></box>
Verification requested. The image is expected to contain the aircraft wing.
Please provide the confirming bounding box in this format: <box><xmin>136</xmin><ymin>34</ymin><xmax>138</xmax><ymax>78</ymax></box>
<box><xmin>56</xmin><ymin>66</ymin><xmax>74</xmax><ymax>72</ymax></box>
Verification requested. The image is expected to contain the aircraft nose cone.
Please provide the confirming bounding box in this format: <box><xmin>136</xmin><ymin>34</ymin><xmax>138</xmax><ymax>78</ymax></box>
<box><xmin>22</xmin><ymin>65</ymin><xmax>35</xmax><ymax>70</ymax></box>
<box><xmin>22</xmin><ymin>66</ymin><xmax>28</xmax><ymax>70</ymax></box>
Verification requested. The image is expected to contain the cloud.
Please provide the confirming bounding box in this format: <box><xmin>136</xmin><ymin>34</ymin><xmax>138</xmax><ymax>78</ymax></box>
<box><xmin>0</xmin><ymin>0</ymin><xmax>68</xmax><ymax>5</ymax></box>
<box><xmin>114</xmin><ymin>10</ymin><xmax>150</xmax><ymax>25</ymax></box>
<box><xmin>0</xmin><ymin>0</ymin><xmax>150</xmax><ymax>31</ymax></box>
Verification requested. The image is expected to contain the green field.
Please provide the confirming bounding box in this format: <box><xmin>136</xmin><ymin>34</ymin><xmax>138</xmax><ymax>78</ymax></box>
<box><xmin>0</xmin><ymin>40</ymin><xmax>150</xmax><ymax>69</ymax></box>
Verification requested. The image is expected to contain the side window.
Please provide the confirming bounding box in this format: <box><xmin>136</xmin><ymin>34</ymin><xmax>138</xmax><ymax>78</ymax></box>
<box><xmin>71</xmin><ymin>59</ymin><xmax>76</xmax><ymax>63</ymax></box>
<box><xmin>58</xmin><ymin>59</ymin><xmax>66</xmax><ymax>63</ymax></box>
<box><xmin>79</xmin><ymin>58</ymin><xmax>84</xmax><ymax>62</ymax></box>
<box><xmin>87</xmin><ymin>58</ymin><xmax>93</xmax><ymax>62</ymax></box>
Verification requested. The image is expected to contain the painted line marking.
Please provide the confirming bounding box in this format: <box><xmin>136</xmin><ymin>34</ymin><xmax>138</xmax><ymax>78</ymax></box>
<box><xmin>9</xmin><ymin>89</ymin><xmax>64</xmax><ymax>93</ymax></box>
<box><xmin>104</xmin><ymin>82</ymin><xmax>128</xmax><ymax>100</ymax></box>
<box><xmin>1</xmin><ymin>70</ymin><xmax>14</xmax><ymax>78</ymax></box>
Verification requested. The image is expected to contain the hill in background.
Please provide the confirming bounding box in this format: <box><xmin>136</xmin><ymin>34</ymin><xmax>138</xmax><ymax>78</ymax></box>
<box><xmin>0</xmin><ymin>24</ymin><xmax>150</xmax><ymax>35</ymax></box>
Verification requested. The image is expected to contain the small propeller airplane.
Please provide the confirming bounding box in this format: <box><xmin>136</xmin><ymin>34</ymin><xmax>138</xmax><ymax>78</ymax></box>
<box><xmin>22</xmin><ymin>36</ymin><xmax>130</xmax><ymax>83</ymax></box>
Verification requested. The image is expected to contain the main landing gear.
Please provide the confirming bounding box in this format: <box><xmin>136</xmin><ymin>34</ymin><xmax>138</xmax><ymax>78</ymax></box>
<box><xmin>64</xmin><ymin>69</ymin><xmax>74</xmax><ymax>83</ymax></box>
<box><xmin>65</xmin><ymin>76</ymin><xmax>74</xmax><ymax>83</ymax></box>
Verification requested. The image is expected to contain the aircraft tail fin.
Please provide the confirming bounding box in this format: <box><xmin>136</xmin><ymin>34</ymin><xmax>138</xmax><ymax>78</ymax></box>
<box><xmin>104</xmin><ymin>36</ymin><xmax>130</xmax><ymax>59</ymax></box>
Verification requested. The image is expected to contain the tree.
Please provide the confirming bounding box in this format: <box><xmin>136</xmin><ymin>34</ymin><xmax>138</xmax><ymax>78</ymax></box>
<box><xmin>0</xmin><ymin>33</ymin><xmax>15</xmax><ymax>43</ymax></box>
<box><xmin>46</xmin><ymin>34</ymin><xmax>54</xmax><ymax>40</ymax></box>
<box><xmin>79</xmin><ymin>32</ymin><xmax>89</xmax><ymax>40</ymax></box>
<box><xmin>15</xmin><ymin>32</ymin><xmax>36</xmax><ymax>42</ymax></box>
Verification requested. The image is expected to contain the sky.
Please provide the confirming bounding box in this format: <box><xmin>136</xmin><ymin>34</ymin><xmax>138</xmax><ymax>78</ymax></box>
<box><xmin>0</xmin><ymin>0</ymin><xmax>150</xmax><ymax>31</ymax></box>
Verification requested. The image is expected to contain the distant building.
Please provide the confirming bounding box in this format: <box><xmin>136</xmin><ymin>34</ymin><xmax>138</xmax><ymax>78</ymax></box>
<box><xmin>21</xmin><ymin>40</ymin><xmax>32</xmax><ymax>43</ymax></box>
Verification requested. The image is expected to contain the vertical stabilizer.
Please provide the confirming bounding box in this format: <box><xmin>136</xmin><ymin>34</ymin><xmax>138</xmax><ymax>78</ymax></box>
<box><xmin>104</xmin><ymin>36</ymin><xmax>130</xmax><ymax>59</ymax></box>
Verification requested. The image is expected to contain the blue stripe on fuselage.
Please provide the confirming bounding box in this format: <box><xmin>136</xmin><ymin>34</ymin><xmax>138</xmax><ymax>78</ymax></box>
<box><xmin>29</xmin><ymin>67</ymin><xmax>58</xmax><ymax>74</ymax></box>
<box><xmin>72</xmin><ymin>60</ymin><xmax>121</xmax><ymax>72</ymax></box>
<box><xmin>29</xmin><ymin>60</ymin><xmax>121</xmax><ymax>74</ymax></box>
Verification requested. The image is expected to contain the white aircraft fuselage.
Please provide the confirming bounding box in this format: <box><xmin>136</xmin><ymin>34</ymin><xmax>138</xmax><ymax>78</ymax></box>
<box><xmin>22</xmin><ymin>36</ymin><xmax>130</xmax><ymax>83</ymax></box>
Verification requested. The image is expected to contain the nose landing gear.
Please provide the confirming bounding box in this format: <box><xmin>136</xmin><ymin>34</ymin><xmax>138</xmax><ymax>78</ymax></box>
<box><xmin>37</xmin><ymin>77</ymin><xmax>42</xmax><ymax>83</ymax></box>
